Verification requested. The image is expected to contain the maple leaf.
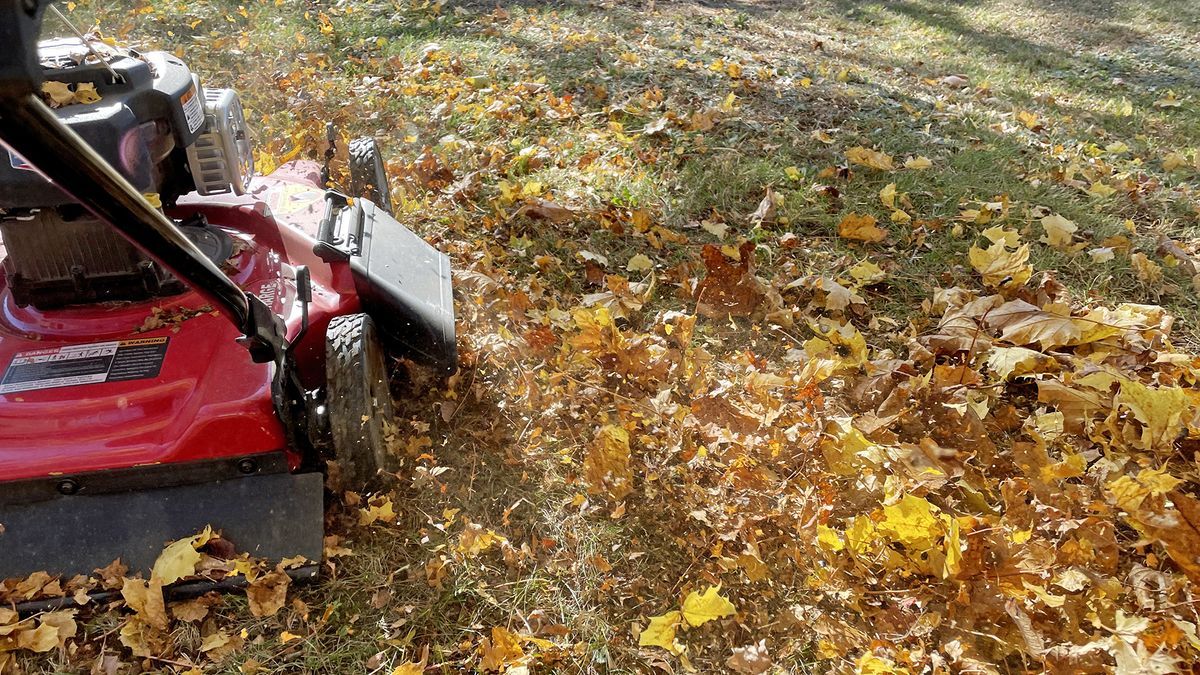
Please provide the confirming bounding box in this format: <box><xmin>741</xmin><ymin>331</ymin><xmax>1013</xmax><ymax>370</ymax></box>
<box><xmin>1040</xmin><ymin>214</ymin><xmax>1078</xmax><ymax>250</ymax></box>
<box><xmin>904</xmin><ymin>155</ymin><xmax>932</xmax><ymax>170</ymax></box>
<box><xmin>727</xmin><ymin>639</ymin><xmax>772</xmax><ymax>674</ymax></box>
<box><xmin>639</xmin><ymin>611</ymin><xmax>684</xmax><ymax>655</ymax></box>
<box><xmin>1115</xmin><ymin>381</ymin><xmax>1189</xmax><ymax>451</ymax></box>
<box><xmin>479</xmin><ymin>627</ymin><xmax>525</xmax><ymax>671</ymax></box>
<box><xmin>584</xmin><ymin>424</ymin><xmax>634</xmax><ymax>499</ymax></box>
<box><xmin>876</xmin><ymin>494</ymin><xmax>944</xmax><ymax>551</ymax></box>
<box><xmin>1130</xmin><ymin>252</ymin><xmax>1163</xmax><ymax>285</ymax></box>
<box><xmin>626</xmin><ymin>254</ymin><xmax>653</xmax><ymax>273</ymax></box>
<box><xmin>879</xmin><ymin>183</ymin><xmax>897</xmax><ymax>208</ymax></box>
<box><xmin>846</xmin><ymin>146</ymin><xmax>895</xmax><ymax>170</ymax></box>
<box><xmin>151</xmin><ymin>526</ymin><xmax>212</xmax><ymax>585</ymax></box>
<box><xmin>986</xmin><ymin>346</ymin><xmax>1057</xmax><ymax>379</ymax></box>
<box><xmin>694</xmin><ymin>242</ymin><xmax>768</xmax><ymax>318</ymax></box>
<box><xmin>838</xmin><ymin>213</ymin><xmax>887</xmax><ymax>243</ymax></box>
<box><xmin>969</xmin><ymin>240</ymin><xmax>1032</xmax><ymax>288</ymax></box>
<box><xmin>985</xmin><ymin>299</ymin><xmax>1081</xmax><ymax>348</ymax></box>
<box><xmin>121</xmin><ymin>578</ymin><xmax>169</xmax><ymax>632</ymax></box>
<box><xmin>681</xmin><ymin>585</ymin><xmax>736</xmax><ymax>626</ymax></box>
<box><xmin>391</xmin><ymin>646</ymin><xmax>429</xmax><ymax>675</ymax></box>
<box><xmin>246</xmin><ymin>570</ymin><xmax>290</xmax><ymax>618</ymax></box>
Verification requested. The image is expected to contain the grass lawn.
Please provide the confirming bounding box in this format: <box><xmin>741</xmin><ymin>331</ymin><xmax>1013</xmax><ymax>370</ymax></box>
<box><xmin>13</xmin><ymin>0</ymin><xmax>1200</xmax><ymax>673</ymax></box>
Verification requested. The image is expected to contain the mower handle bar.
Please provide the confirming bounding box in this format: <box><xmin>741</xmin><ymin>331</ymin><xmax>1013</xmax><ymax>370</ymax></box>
<box><xmin>0</xmin><ymin>0</ymin><xmax>285</xmax><ymax>362</ymax></box>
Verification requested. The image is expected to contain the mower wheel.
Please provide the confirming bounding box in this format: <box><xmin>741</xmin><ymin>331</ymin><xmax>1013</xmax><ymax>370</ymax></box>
<box><xmin>326</xmin><ymin>313</ymin><xmax>398</xmax><ymax>489</ymax></box>
<box><xmin>348</xmin><ymin>137</ymin><xmax>393</xmax><ymax>216</ymax></box>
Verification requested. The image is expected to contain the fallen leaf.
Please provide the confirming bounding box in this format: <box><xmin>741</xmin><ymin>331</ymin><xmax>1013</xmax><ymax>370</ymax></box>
<box><xmin>727</xmin><ymin>639</ymin><xmax>772</xmax><ymax>674</ymax></box>
<box><xmin>639</xmin><ymin>611</ymin><xmax>684</xmax><ymax>655</ymax></box>
<box><xmin>681</xmin><ymin>585</ymin><xmax>736</xmax><ymax>626</ymax></box>
<box><xmin>584</xmin><ymin>424</ymin><xmax>634</xmax><ymax>499</ymax></box>
<box><xmin>694</xmin><ymin>241</ymin><xmax>768</xmax><ymax>318</ymax></box>
<box><xmin>846</xmin><ymin>146</ymin><xmax>895</xmax><ymax>171</ymax></box>
<box><xmin>838</xmin><ymin>213</ymin><xmax>887</xmax><ymax>243</ymax></box>
<box><xmin>969</xmin><ymin>240</ymin><xmax>1032</xmax><ymax>289</ymax></box>
<box><xmin>246</xmin><ymin>570</ymin><xmax>290</xmax><ymax>617</ymax></box>
<box><xmin>904</xmin><ymin>155</ymin><xmax>933</xmax><ymax>170</ymax></box>
<box><xmin>1040</xmin><ymin>214</ymin><xmax>1078</xmax><ymax>251</ymax></box>
<box><xmin>626</xmin><ymin>254</ymin><xmax>654</xmax><ymax>273</ymax></box>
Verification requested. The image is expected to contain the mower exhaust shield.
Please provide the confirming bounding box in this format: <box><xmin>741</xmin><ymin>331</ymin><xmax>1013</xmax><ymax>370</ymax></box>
<box><xmin>0</xmin><ymin>469</ymin><xmax>324</xmax><ymax>581</ymax></box>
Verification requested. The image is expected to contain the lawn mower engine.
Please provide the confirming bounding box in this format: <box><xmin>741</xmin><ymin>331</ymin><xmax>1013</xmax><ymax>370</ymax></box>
<box><xmin>0</xmin><ymin>37</ymin><xmax>252</xmax><ymax>308</ymax></box>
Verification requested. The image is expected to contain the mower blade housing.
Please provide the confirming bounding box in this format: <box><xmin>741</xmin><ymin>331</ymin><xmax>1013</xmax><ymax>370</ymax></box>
<box><xmin>0</xmin><ymin>470</ymin><xmax>324</xmax><ymax>581</ymax></box>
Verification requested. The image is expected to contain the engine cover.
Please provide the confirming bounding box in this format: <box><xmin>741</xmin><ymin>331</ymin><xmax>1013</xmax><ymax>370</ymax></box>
<box><xmin>0</xmin><ymin>38</ymin><xmax>202</xmax><ymax>209</ymax></box>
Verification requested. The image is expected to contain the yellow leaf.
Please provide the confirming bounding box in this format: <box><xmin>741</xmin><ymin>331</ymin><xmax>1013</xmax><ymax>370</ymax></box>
<box><xmin>848</xmin><ymin>260</ymin><xmax>885</xmax><ymax>285</ymax></box>
<box><xmin>391</xmin><ymin>646</ymin><xmax>430</xmax><ymax>675</ymax></box>
<box><xmin>680</xmin><ymin>585</ymin><xmax>736</xmax><ymax>626</ymax></box>
<box><xmin>280</xmin><ymin>631</ymin><xmax>301</xmax><ymax>643</ymax></box>
<box><xmin>845</xmin><ymin>515</ymin><xmax>878</xmax><ymax>557</ymax></box>
<box><xmin>816</xmin><ymin>524</ymin><xmax>845</xmax><ymax>552</ymax></box>
<box><xmin>1039</xmin><ymin>214</ymin><xmax>1077</xmax><ymax>250</ymax></box>
<box><xmin>1116</xmin><ymin>381</ymin><xmax>1190</xmax><ymax>451</ymax></box>
<box><xmin>838</xmin><ymin>213</ymin><xmax>887</xmax><ymax>243</ymax></box>
<box><xmin>942</xmin><ymin>517</ymin><xmax>963</xmax><ymax>579</ymax></box>
<box><xmin>359</xmin><ymin>497</ymin><xmax>397</xmax><ymax>526</ymax></box>
<box><xmin>986</xmin><ymin>299</ymin><xmax>1081</xmax><ymax>349</ymax></box>
<box><xmin>1087</xmin><ymin>182</ymin><xmax>1116</xmax><ymax>198</ymax></box>
<box><xmin>846</xmin><ymin>146</ymin><xmax>894</xmax><ymax>171</ymax></box>
<box><xmin>626</xmin><ymin>254</ymin><xmax>654</xmax><ymax>273</ymax></box>
<box><xmin>876</xmin><ymin>494</ymin><xmax>944</xmax><ymax>551</ymax></box>
<box><xmin>1130</xmin><ymin>252</ymin><xmax>1163</xmax><ymax>285</ymax></box>
<box><xmin>968</xmin><ymin>241</ymin><xmax>1032</xmax><ymax>289</ymax></box>
<box><xmin>1163</xmin><ymin>152</ymin><xmax>1187</xmax><ymax>172</ymax></box>
<box><xmin>41</xmin><ymin>81</ymin><xmax>75</xmax><ymax>107</ymax></box>
<box><xmin>904</xmin><ymin>155</ymin><xmax>932</xmax><ymax>170</ymax></box>
<box><xmin>151</xmin><ymin>526</ymin><xmax>211</xmax><ymax>585</ymax></box>
<box><xmin>639</xmin><ymin>611</ymin><xmax>684</xmax><ymax>655</ymax></box>
<box><xmin>15</xmin><ymin>622</ymin><xmax>59</xmax><ymax>653</ymax></box>
<box><xmin>890</xmin><ymin>209</ymin><xmax>911</xmax><ymax>224</ymax></box>
<box><xmin>1015</xmin><ymin>110</ymin><xmax>1039</xmax><ymax>129</ymax></box>
<box><xmin>878</xmin><ymin>182</ymin><xmax>897</xmax><ymax>208</ymax></box>
<box><xmin>480</xmin><ymin>627</ymin><xmax>525</xmax><ymax>670</ymax></box>
<box><xmin>986</xmin><ymin>346</ymin><xmax>1056</xmax><ymax>379</ymax></box>
<box><xmin>981</xmin><ymin>225</ymin><xmax>1019</xmax><ymax>247</ymax></box>
<box><xmin>1117</xmin><ymin>97</ymin><xmax>1133</xmax><ymax>116</ymax></box>
<box><xmin>1154</xmin><ymin>91</ymin><xmax>1183</xmax><ymax>108</ymax></box>
<box><xmin>74</xmin><ymin>82</ymin><xmax>101</xmax><ymax>104</ymax></box>
<box><xmin>784</xmin><ymin>166</ymin><xmax>802</xmax><ymax>181</ymax></box>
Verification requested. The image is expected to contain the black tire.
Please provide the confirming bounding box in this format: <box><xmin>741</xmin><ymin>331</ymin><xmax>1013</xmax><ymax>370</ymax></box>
<box><xmin>348</xmin><ymin>137</ymin><xmax>393</xmax><ymax>216</ymax></box>
<box><xmin>326</xmin><ymin>313</ymin><xmax>397</xmax><ymax>489</ymax></box>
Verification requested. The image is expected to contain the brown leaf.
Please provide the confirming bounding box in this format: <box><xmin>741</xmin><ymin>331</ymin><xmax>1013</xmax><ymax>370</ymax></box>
<box><xmin>584</xmin><ymin>424</ymin><xmax>634</xmax><ymax>499</ymax></box>
<box><xmin>727</xmin><ymin>639</ymin><xmax>772</xmax><ymax>674</ymax></box>
<box><xmin>517</xmin><ymin>197</ymin><xmax>576</xmax><ymax>223</ymax></box>
<box><xmin>246</xmin><ymin>570</ymin><xmax>290</xmax><ymax>618</ymax></box>
<box><xmin>985</xmin><ymin>300</ymin><xmax>1081</xmax><ymax>348</ymax></box>
<box><xmin>837</xmin><ymin>213</ymin><xmax>887</xmax><ymax>243</ymax></box>
<box><xmin>694</xmin><ymin>242</ymin><xmax>767</xmax><ymax>318</ymax></box>
<box><xmin>120</xmin><ymin>578</ymin><xmax>168</xmax><ymax>632</ymax></box>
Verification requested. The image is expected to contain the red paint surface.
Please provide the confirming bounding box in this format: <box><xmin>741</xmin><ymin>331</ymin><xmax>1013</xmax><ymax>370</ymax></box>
<box><xmin>0</xmin><ymin>162</ymin><xmax>352</xmax><ymax>480</ymax></box>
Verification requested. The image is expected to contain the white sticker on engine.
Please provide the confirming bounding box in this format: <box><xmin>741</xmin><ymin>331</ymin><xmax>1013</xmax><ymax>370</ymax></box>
<box><xmin>181</xmin><ymin>85</ymin><xmax>205</xmax><ymax>134</ymax></box>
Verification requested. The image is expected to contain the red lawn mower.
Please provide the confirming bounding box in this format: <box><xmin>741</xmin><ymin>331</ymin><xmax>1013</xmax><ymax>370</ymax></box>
<box><xmin>0</xmin><ymin>1</ymin><xmax>455</xmax><ymax>592</ymax></box>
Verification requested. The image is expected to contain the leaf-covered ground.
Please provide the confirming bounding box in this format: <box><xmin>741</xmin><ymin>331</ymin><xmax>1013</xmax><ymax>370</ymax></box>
<box><xmin>11</xmin><ymin>0</ymin><xmax>1200</xmax><ymax>673</ymax></box>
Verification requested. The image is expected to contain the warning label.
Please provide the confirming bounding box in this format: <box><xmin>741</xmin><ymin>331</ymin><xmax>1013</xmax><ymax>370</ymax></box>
<box><xmin>181</xmin><ymin>86</ymin><xmax>205</xmax><ymax>134</ymax></box>
<box><xmin>0</xmin><ymin>337</ymin><xmax>169</xmax><ymax>394</ymax></box>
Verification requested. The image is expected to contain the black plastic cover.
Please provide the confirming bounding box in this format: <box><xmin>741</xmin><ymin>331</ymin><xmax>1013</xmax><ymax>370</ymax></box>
<box><xmin>345</xmin><ymin>200</ymin><xmax>458</xmax><ymax>373</ymax></box>
<box><xmin>0</xmin><ymin>42</ymin><xmax>202</xmax><ymax>207</ymax></box>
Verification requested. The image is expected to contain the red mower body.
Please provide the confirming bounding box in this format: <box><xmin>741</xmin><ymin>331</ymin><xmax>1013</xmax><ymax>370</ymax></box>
<box><xmin>0</xmin><ymin>161</ymin><xmax>338</xmax><ymax>481</ymax></box>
